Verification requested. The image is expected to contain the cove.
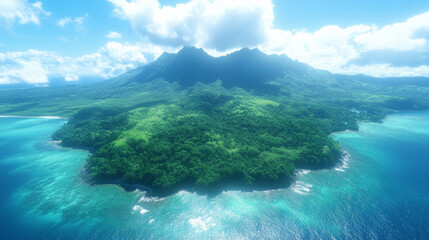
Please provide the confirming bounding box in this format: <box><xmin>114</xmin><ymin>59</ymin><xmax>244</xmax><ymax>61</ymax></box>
<box><xmin>0</xmin><ymin>112</ymin><xmax>428</xmax><ymax>239</ymax></box>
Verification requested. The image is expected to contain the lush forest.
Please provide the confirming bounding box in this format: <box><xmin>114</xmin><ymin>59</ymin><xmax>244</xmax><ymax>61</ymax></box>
<box><xmin>3</xmin><ymin>47</ymin><xmax>429</xmax><ymax>195</ymax></box>
<box><xmin>53</xmin><ymin>92</ymin><xmax>353</xmax><ymax>194</ymax></box>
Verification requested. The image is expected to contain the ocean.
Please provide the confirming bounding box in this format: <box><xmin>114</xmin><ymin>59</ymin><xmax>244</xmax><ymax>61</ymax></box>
<box><xmin>0</xmin><ymin>112</ymin><xmax>428</xmax><ymax>239</ymax></box>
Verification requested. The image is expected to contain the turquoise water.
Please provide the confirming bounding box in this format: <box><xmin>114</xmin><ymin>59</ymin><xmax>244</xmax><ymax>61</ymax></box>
<box><xmin>0</xmin><ymin>112</ymin><xmax>428</xmax><ymax>239</ymax></box>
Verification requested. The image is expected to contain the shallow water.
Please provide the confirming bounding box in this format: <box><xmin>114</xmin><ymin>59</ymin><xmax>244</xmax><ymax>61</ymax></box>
<box><xmin>0</xmin><ymin>112</ymin><xmax>428</xmax><ymax>239</ymax></box>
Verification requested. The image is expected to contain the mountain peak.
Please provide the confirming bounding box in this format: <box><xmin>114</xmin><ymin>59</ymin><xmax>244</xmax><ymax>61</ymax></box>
<box><xmin>177</xmin><ymin>46</ymin><xmax>209</xmax><ymax>57</ymax></box>
<box><xmin>235</xmin><ymin>47</ymin><xmax>263</xmax><ymax>54</ymax></box>
<box><xmin>227</xmin><ymin>47</ymin><xmax>265</xmax><ymax>60</ymax></box>
<box><xmin>156</xmin><ymin>52</ymin><xmax>175</xmax><ymax>62</ymax></box>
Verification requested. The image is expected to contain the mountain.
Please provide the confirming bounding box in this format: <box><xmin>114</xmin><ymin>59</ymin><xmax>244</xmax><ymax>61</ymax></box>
<box><xmin>128</xmin><ymin>46</ymin><xmax>312</xmax><ymax>91</ymax></box>
<box><xmin>1</xmin><ymin>46</ymin><xmax>429</xmax><ymax>196</ymax></box>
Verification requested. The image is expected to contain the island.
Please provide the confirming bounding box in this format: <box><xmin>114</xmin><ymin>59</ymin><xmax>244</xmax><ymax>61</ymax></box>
<box><xmin>1</xmin><ymin>47</ymin><xmax>428</xmax><ymax>196</ymax></box>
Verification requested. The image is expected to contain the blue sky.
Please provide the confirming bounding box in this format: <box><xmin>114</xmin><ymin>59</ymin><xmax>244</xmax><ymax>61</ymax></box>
<box><xmin>273</xmin><ymin>0</ymin><xmax>429</xmax><ymax>30</ymax></box>
<box><xmin>1</xmin><ymin>0</ymin><xmax>429</xmax><ymax>85</ymax></box>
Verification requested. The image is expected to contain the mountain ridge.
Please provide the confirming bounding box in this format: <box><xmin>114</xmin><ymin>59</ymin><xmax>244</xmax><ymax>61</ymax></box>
<box><xmin>119</xmin><ymin>46</ymin><xmax>429</xmax><ymax>94</ymax></box>
<box><xmin>127</xmin><ymin>46</ymin><xmax>314</xmax><ymax>91</ymax></box>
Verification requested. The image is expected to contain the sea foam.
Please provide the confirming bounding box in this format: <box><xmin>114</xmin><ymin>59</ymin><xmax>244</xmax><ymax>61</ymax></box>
<box><xmin>295</xmin><ymin>169</ymin><xmax>311</xmax><ymax>176</ymax></box>
<box><xmin>291</xmin><ymin>181</ymin><xmax>313</xmax><ymax>195</ymax></box>
<box><xmin>189</xmin><ymin>216</ymin><xmax>216</xmax><ymax>232</ymax></box>
<box><xmin>138</xmin><ymin>192</ymin><xmax>166</xmax><ymax>203</ymax></box>
<box><xmin>132</xmin><ymin>205</ymin><xmax>149</xmax><ymax>215</ymax></box>
<box><xmin>335</xmin><ymin>151</ymin><xmax>351</xmax><ymax>172</ymax></box>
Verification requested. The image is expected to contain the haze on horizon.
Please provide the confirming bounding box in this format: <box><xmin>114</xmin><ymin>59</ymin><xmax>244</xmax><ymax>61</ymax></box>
<box><xmin>1</xmin><ymin>0</ymin><xmax>429</xmax><ymax>86</ymax></box>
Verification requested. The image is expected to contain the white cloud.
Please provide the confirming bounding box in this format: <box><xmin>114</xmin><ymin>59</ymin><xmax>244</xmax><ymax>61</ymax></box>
<box><xmin>109</xmin><ymin>0</ymin><xmax>273</xmax><ymax>50</ymax></box>
<box><xmin>0</xmin><ymin>59</ymin><xmax>48</xmax><ymax>84</ymax></box>
<box><xmin>106</xmin><ymin>31</ymin><xmax>123</xmax><ymax>39</ymax></box>
<box><xmin>260</xmin><ymin>25</ymin><xmax>369</xmax><ymax>73</ymax></box>
<box><xmin>56</xmin><ymin>17</ymin><xmax>71</xmax><ymax>27</ymax></box>
<box><xmin>56</xmin><ymin>14</ymin><xmax>88</xmax><ymax>31</ymax></box>
<box><xmin>260</xmin><ymin>11</ymin><xmax>429</xmax><ymax>76</ymax></box>
<box><xmin>100</xmin><ymin>41</ymin><xmax>146</xmax><ymax>63</ymax></box>
<box><xmin>0</xmin><ymin>0</ymin><xmax>50</xmax><ymax>26</ymax></box>
<box><xmin>0</xmin><ymin>42</ymin><xmax>172</xmax><ymax>84</ymax></box>
<box><xmin>354</xmin><ymin>11</ymin><xmax>429</xmax><ymax>51</ymax></box>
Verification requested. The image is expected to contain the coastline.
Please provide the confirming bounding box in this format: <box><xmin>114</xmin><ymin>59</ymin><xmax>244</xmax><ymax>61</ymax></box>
<box><xmin>20</xmin><ymin>111</ymin><xmax>414</xmax><ymax>197</ymax></box>
<box><xmin>0</xmin><ymin>115</ymin><xmax>68</xmax><ymax>119</ymax></box>
<box><xmin>53</xmin><ymin>127</ymin><xmax>347</xmax><ymax>198</ymax></box>
<box><xmin>329</xmin><ymin>110</ymin><xmax>426</xmax><ymax>137</ymax></box>
<box><xmin>89</xmin><ymin>173</ymin><xmax>295</xmax><ymax>198</ymax></box>
<box><xmin>85</xmin><ymin>152</ymin><xmax>351</xmax><ymax>198</ymax></box>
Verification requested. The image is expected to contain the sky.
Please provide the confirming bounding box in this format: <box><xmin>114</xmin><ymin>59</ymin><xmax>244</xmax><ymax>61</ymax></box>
<box><xmin>1</xmin><ymin>0</ymin><xmax>429</xmax><ymax>85</ymax></box>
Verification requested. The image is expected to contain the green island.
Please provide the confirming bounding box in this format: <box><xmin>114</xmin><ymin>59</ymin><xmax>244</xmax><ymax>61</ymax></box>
<box><xmin>1</xmin><ymin>47</ymin><xmax>429</xmax><ymax>196</ymax></box>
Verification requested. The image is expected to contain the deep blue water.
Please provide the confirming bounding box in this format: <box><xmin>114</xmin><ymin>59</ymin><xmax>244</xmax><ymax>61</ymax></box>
<box><xmin>0</xmin><ymin>112</ymin><xmax>428</xmax><ymax>239</ymax></box>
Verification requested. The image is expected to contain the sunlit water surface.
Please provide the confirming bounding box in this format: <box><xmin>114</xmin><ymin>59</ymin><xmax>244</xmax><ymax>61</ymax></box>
<box><xmin>0</xmin><ymin>112</ymin><xmax>428</xmax><ymax>239</ymax></box>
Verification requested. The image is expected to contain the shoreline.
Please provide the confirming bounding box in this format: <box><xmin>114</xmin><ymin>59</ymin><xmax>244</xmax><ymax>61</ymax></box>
<box><xmin>88</xmin><ymin>173</ymin><xmax>296</xmax><ymax>198</ymax></box>
<box><xmin>82</xmin><ymin>154</ymin><xmax>348</xmax><ymax>198</ymax></box>
<box><xmin>329</xmin><ymin>110</ymin><xmax>426</xmax><ymax>137</ymax></box>
<box><xmin>85</xmin><ymin>153</ymin><xmax>350</xmax><ymax>198</ymax></box>
<box><xmin>0</xmin><ymin>115</ymin><xmax>68</xmax><ymax>120</ymax></box>
<box><xmin>47</xmin><ymin>111</ymin><xmax>426</xmax><ymax>197</ymax></box>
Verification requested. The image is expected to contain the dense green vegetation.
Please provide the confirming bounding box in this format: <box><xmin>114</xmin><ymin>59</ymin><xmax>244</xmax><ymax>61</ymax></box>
<box><xmin>53</xmin><ymin>92</ymin><xmax>348</xmax><ymax>193</ymax></box>
<box><xmin>2</xmin><ymin>47</ymin><xmax>429</xmax><ymax>195</ymax></box>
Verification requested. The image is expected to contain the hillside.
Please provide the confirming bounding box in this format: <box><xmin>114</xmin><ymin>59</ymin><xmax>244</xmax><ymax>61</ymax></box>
<box><xmin>1</xmin><ymin>47</ymin><xmax>429</xmax><ymax>196</ymax></box>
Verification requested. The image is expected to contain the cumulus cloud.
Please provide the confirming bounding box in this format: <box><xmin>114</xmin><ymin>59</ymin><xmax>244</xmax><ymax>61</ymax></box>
<box><xmin>56</xmin><ymin>14</ymin><xmax>88</xmax><ymax>31</ymax></box>
<box><xmin>0</xmin><ymin>0</ymin><xmax>50</xmax><ymax>26</ymax></box>
<box><xmin>261</xmin><ymin>25</ymin><xmax>368</xmax><ymax>73</ymax></box>
<box><xmin>109</xmin><ymin>0</ymin><xmax>273</xmax><ymax>51</ymax></box>
<box><xmin>0</xmin><ymin>42</ymin><xmax>171</xmax><ymax>84</ymax></box>
<box><xmin>354</xmin><ymin>12</ymin><xmax>429</xmax><ymax>51</ymax></box>
<box><xmin>261</xmin><ymin>12</ymin><xmax>429</xmax><ymax>77</ymax></box>
<box><xmin>260</xmin><ymin>11</ymin><xmax>429</xmax><ymax>76</ymax></box>
<box><xmin>0</xmin><ymin>59</ymin><xmax>48</xmax><ymax>84</ymax></box>
<box><xmin>106</xmin><ymin>31</ymin><xmax>123</xmax><ymax>39</ymax></box>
